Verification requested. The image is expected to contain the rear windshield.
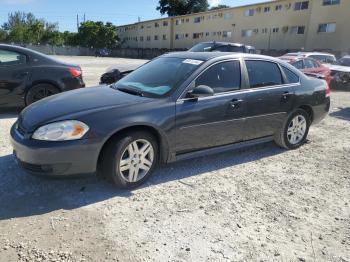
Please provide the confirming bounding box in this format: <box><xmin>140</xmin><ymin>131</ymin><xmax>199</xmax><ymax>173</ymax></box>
<box><xmin>189</xmin><ymin>43</ymin><xmax>215</xmax><ymax>52</ymax></box>
<box><xmin>115</xmin><ymin>57</ymin><xmax>202</xmax><ymax>97</ymax></box>
<box><xmin>309</xmin><ymin>55</ymin><xmax>336</xmax><ymax>64</ymax></box>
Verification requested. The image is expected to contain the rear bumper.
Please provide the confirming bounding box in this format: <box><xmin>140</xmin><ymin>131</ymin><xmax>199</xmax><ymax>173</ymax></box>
<box><xmin>313</xmin><ymin>96</ymin><xmax>330</xmax><ymax>124</ymax></box>
<box><xmin>11</xmin><ymin>124</ymin><xmax>101</xmax><ymax>176</ymax></box>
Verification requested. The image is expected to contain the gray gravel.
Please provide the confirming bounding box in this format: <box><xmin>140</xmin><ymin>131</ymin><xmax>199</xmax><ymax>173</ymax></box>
<box><xmin>0</xmin><ymin>56</ymin><xmax>349</xmax><ymax>262</ymax></box>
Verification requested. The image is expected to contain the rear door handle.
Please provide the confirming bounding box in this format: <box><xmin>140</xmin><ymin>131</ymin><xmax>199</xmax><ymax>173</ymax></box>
<box><xmin>230</xmin><ymin>99</ymin><xmax>243</xmax><ymax>108</ymax></box>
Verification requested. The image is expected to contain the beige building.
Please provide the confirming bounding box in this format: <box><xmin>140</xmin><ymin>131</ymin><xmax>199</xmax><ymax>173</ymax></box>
<box><xmin>117</xmin><ymin>0</ymin><xmax>350</xmax><ymax>54</ymax></box>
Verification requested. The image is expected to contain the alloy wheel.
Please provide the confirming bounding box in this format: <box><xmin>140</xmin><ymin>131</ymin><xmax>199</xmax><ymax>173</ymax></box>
<box><xmin>118</xmin><ymin>139</ymin><xmax>154</xmax><ymax>183</ymax></box>
<box><xmin>287</xmin><ymin>115</ymin><xmax>307</xmax><ymax>145</ymax></box>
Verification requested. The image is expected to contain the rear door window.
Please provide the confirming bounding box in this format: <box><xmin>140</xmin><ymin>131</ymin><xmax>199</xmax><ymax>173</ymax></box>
<box><xmin>292</xmin><ymin>60</ymin><xmax>304</xmax><ymax>69</ymax></box>
<box><xmin>245</xmin><ymin>60</ymin><xmax>283</xmax><ymax>88</ymax></box>
<box><xmin>195</xmin><ymin>60</ymin><xmax>241</xmax><ymax>93</ymax></box>
<box><xmin>0</xmin><ymin>50</ymin><xmax>27</xmax><ymax>66</ymax></box>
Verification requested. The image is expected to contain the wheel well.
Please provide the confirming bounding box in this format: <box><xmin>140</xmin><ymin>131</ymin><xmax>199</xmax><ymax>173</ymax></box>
<box><xmin>97</xmin><ymin>125</ymin><xmax>167</xmax><ymax>172</ymax></box>
<box><xmin>27</xmin><ymin>81</ymin><xmax>62</xmax><ymax>93</ymax></box>
<box><xmin>299</xmin><ymin>105</ymin><xmax>314</xmax><ymax>123</ymax></box>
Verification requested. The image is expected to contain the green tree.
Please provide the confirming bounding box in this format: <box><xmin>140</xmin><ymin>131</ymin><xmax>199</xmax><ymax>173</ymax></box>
<box><xmin>209</xmin><ymin>4</ymin><xmax>230</xmax><ymax>10</ymax></box>
<box><xmin>157</xmin><ymin>0</ymin><xmax>209</xmax><ymax>16</ymax></box>
<box><xmin>76</xmin><ymin>21</ymin><xmax>118</xmax><ymax>48</ymax></box>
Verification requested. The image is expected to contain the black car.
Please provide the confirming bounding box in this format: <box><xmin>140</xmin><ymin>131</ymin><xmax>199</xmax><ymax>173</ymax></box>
<box><xmin>99</xmin><ymin>42</ymin><xmax>257</xmax><ymax>85</ymax></box>
<box><xmin>11</xmin><ymin>52</ymin><xmax>330</xmax><ymax>189</ymax></box>
<box><xmin>189</xmin><ymin>42</ymin><xmax>257</xmax><ymax>53</ymax></box>
<box><xmin>0</xmin><ymin>44</ymin><xmax>85</xmax><ymax>107</ymax></box>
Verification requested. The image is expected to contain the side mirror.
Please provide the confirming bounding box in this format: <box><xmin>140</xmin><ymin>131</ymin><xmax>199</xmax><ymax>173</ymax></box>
<box><xmin>187</xmin><ymin>85</ymin><xmax>214</xmax><ymax>99</ymax></box>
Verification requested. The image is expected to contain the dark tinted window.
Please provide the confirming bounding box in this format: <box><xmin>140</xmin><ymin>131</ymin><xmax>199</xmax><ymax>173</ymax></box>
<box><xmin>246</xmin><ymin>60</ymin><xmax>283</xmax><ymax>88</ymax></box>
<box><xmin>292</xmin><ymin>60</ymin><xmax>304</xmax><ymax>69</ymax></box>
<box><xmin>282</xmin><ymin>67</ymin><xmax>300</xmax><ymax>83</ymax></box>
<box><xmin>196</xmin><ymin>61</ymin><xmax>241</xmax><ymax>93</ymax></box>
<box><xmin>0</xmin><ymin>50</ymin><xmax>27</xmax><ymax>66</ymax></box>
<box><xmin>338</xmin><ymin>58</ymin><xmax>350</xmax><ymax>66</ymax></box>
<box><xmin>213</xmin><ymin>45</ymin><xmax>230</xmax><ymax>52</ymax></box>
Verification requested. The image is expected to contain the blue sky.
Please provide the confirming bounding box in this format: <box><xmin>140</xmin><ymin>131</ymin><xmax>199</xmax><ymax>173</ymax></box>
<box><xmin>0</xmin><ymin>0</ymin><xmax>264</xmax><ymax>32</ymax></box>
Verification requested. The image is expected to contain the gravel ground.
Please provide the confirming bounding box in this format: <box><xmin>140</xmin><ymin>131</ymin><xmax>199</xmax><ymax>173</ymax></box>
<box><xmin>0</xmin><ymin>56</ymin><xmax>349</xmax><ymax>262</ymax></box>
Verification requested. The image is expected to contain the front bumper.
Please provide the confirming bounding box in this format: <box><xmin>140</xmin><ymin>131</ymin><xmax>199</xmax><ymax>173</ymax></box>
<box><xmin>11</xmin><ymin>124</ymin><xmax>101</xmax><ymax>176</ymax></box>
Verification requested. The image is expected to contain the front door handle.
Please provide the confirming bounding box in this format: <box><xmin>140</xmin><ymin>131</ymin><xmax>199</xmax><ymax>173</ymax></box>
<box><xmin>282</xmin><ymin>91</ymin><xmax>292</xmax><ymax>100</ymax></box>
<box><xmin>230</xmin><ymin>99</ymin><xmax>243</xmax><ymax>108</ymax></box>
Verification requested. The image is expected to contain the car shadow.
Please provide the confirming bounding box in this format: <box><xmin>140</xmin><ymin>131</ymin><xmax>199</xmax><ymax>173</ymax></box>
<box><xmin>0</xmin><ymin>141</ymin><xmax>284</xmax><ymax>221</ymax></box>
<box><xmin>0</xmin><ymin>107</ymin><xmax>21</xmax><ymax>119</ymax></box>
<box><xmin>330</xmin><ymin>107</ymin><xmax>350</xmax><ymax>121</ymax></box>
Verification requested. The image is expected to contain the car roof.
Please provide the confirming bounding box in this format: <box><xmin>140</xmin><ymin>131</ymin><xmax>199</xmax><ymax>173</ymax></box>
<box><xmin>196</xmin><ymin>41</ymin><xmax>246</xmax><ymax>47</ymax></box>
<box><xmin>162</xmin><ymin>51</ymin><xmax>281</xmax><ymax>62</ymax></box>
<box><xmin>286</xmin><ymin>51</ymin><xmax>335</xmax><ymax>57</ymax></box>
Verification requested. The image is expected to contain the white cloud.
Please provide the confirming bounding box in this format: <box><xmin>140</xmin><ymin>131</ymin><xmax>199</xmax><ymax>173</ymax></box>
<box><xmin>208</xmin><ymin>0</ymin><xmax>223</xmax><ymax>7</ymax></box>
<box><xmin>0</xmin><ymin>0</ymin><xmax>34</xmax><ymax>4</ymax></box>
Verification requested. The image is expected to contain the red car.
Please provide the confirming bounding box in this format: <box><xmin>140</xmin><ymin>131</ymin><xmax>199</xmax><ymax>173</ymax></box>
<box><xmin>279</xmin><ymin>56</ymin><xmax>332</xmax><ymax>85</ymax></box>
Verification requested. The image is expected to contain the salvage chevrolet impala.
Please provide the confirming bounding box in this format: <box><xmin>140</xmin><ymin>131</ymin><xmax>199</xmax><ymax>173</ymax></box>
<box><xmin>11</xmin><ymin>52</ymin><xmax>330</xmax><ymax>189</ymax></box>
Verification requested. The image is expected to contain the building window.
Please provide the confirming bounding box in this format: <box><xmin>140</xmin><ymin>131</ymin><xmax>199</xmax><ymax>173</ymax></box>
<box><xmin>294</xmin><ymin>1</ymin><xmax>309</xmax><ymax>10</ymax></box>
<box><xmin>163</xmin><ymin>21</ymin><xmax>168</xmax><ymax>26</ymax></box>
<box><xmin>140</xmin><ymin>25</ymin><xmax>144</xmax><ymax>30</ymax></box>
<box><xmin>193</xmin><ymin>32</ymin><xmax>203</xmax><ymax>39</ymax></box>
<box><xmin>223</xmin><ymin>31</ymin><xmax>232</xmax><ymax>38</ymax></box>
<box><xmin>242</xmin><ymin>29</ymin><xmax>253</xmax><ymax>37</ymax></box>
<box><xmin>205</xmin><ymin>32</ymin><xmax>210</xmax><ymax>36</ymax></box>
<box><xmin>140</xmin><ymin>36</ymin><xmax>144</xmax><ymax>42</ymax></box>
<box><xmin>186</xmin><ymin>18</ymin><xmax>189</xmax><ymax>22</ymax></box>
<box><xmin>175</xmin><ymin>19</ymin><xmax>181</xmax><ymax>25</ymax></box>
<box><xmin>162</xmin><ymin>34</ymin><xmax>167</xmax><ymax>40</ymax></box>
<box><xmin>154</xmin><ymin>35</ymin><xmax>158</xmax><ymax>40</ymax></box>
<box><xmin>275</xmin><ymin>4</ymin><xmax>283</xmax><ymax>11</ymax></box>
<box><xmin>224</xmin><ymin>13</ymin><xmax>233</xmax><ymax>19</ymax></box>
<box><xmin>146</xmin><ymin>36</ymin><xmax>151</xmax><ymax>41</ymax></box>
<box><xmin>272</xmin><ymin>27</ymin><xmax>279</xmax><ymax>33</ymax></box>
<box><xmin>244</xmin><ymin>9</ymin><xmax>254</xmax><ymax>16</ymax></box>
<box><xmin>290</xmin><ymin>26</ymin><xmax>305</xmax><ymax>34</ymax></box>
<box><xmin>155</xmin><ymin>22</ymin><xmax>159</xmax><ymax>28</ymax></box>
<box><xmin>264</xmin><ymin>6</ymin><xmax>270</xmax><ymax>12</ymax></box>
<box><xmin>323</xmin><ymin>0</ymin><xmax>340</xmax><ymax>5</ymax></box>
<box><xmin>262</xmin><ymin>28</ymin><xmax>268</xmax><ymax>34</ymax></box>
<box><xmin>318</xmin><ymin>23</ymin><xmax>336</xmax><ymax>33</ymax></box>
<box><xmin>194</xmin><ymin>17</ymin><xmax>201</xmax><ymax>23</ymax></box>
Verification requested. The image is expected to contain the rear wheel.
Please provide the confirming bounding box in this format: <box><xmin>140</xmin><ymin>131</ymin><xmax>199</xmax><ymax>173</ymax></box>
<box><xmin>25</xmin><ymin>83</ymin><xmax>60</xmax><ymax>105</ymax></box>
<box><xmin>101</xmin><ymin>131</ymin><xmax>158</xmax><ymax>189</ymax></box>
<box><xmin>274</xmin><ymin>109</ymin><xmax>310</xmax><ymax>149</ymax></box>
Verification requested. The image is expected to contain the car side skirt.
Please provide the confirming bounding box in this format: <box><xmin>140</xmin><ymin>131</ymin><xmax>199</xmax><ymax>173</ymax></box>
<box><xmin>172</xmin><ymin>136</ymin><xmax>274</xmax><ymax>163</ymax></box>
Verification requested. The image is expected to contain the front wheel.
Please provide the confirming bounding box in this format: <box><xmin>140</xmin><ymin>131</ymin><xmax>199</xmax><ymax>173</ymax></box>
<box><xmin>274</xmin><ymin>109</ymin><xmax>310</xmax><ymax>149</ymax></box>
<box><xmin>101</xmin><ymin>131</ymin><xmax>158</xmax><ymax>189</ymax></box>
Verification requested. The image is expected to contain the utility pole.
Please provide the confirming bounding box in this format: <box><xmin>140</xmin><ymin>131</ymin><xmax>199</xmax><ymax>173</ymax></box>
<box><xmin>76</xmin><ymin>14</ymin><xmax>79</xmax><ymax>31</ymax></box>
<box><xmin>84</xmin><ymin>13</ymin><xmax>86</xmax><ymax>23</ymax></box>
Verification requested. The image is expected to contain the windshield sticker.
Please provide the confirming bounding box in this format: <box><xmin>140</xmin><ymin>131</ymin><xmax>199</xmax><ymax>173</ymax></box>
<box><xmin>183</xmin><ymin>59</ymin><xmax>203</xmax><ymax>65</ymax></box>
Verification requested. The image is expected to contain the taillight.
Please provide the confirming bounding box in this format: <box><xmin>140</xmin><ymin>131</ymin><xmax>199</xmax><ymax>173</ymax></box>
<box><xmin>69</xmin><ymin>67</ymin><xmax>82</xmax><ymax>78</ymax></box>
<box><xmin>325</xmin><ymin>81</ymin><xmax>330</xmax><ymax>98</ymax></box>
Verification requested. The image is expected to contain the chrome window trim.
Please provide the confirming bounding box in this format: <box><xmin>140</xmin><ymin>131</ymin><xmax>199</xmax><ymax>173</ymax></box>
<box><xmin>177</xmin><ymin>58</ymin><xmax>301</xmax><ymax>102</ymax></box>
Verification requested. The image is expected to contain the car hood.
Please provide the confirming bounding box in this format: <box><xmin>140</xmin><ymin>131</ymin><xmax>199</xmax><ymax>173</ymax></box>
<box><xmin>19</xmin><ymin>86</ymin><xmax>151</xmax><ymax>131</ymax></box>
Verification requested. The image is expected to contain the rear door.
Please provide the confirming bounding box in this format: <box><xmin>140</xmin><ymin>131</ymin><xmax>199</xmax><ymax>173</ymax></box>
<box><xmin>0</xmin><ymin>48</ymin><xmax>29</xmax><ymax>106</ymax></box>
<box><xmin>243</xmin><ymin>59</ymin><xmax>298</xmax><ymax>140</ymax></box>
<box><xmin>175</xmin><ymin>59</ymin><xmax>246</xmax><ymax>153</ymax></box>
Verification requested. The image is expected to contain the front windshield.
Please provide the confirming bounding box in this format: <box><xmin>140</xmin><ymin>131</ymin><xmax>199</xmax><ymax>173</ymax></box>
<box><xmin>338</xmin><ymin>58</ymin><xmax>350</xmax><ymax>67</ymax></box>
<box><xmin>189</xmin><ymin>43</ymin><xmax>215</xmax><ymax>52</ymax></box>
<box><xmin>114</xmin><ymin>57</ymin><xmax>203</xmax><ymax>96</ymax></box>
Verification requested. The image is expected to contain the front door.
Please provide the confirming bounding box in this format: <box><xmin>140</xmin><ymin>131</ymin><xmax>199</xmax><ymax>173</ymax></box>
<box><xmin>0</xmin><ymin>49</ymin><xmax>29</xmax><ymax>106</ymax></box>
<box><xmin>175</xmin><ymin>60</ymin><xmax>246</xmax><ymax>154</ymax></box>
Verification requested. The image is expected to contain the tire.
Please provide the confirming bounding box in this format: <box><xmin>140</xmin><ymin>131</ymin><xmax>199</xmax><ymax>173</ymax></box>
<box><xmin>25</xmin><ymin>83</ymin><xmax>60</xmax><ymax>106</ymax></box>
<box><xmin>274</xmin><ymin>109</ymin><xmax>310</xmax><ymax>150</ymax></box>
<box><xmin>101</xmin><ymin>131</ymin><xmax>158</xmax><ymax>189</ymax></box>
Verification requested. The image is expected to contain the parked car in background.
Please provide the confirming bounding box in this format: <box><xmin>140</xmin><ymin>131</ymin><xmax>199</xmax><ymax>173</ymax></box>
<box><xmin>0</xmin><ymin>44</ymin><xmax>85</xmax><ymax>107</ymax></box>
<box><xmin>95</xmin><ymin>48</ymin><xmax>110</xmax><ymax>57</ymax></box>
<box><xmin>279</xmin><ymin>56</ymin><xmax>332</xmax><ymax>85</ymax></box>
<box><xmin>328</xmin><ymin>56</ymin><xmax>350</xmax><ymax>90</ymax></box>
<box><xmin>337</xmin><ymin>56</ymin><xmax>350</xmax><ymax>67</ymax></box>
<box><xmin>284</xmin><ymin>52</ymin><xmax>337</xmax><ymax>64</ymax></box>
<box><xmin>189</xmin><ymin>42</ymin><xmax>257</xmax><ymax>53</ymax></box>
<box><xmin>11</xmin><ymin>52</ymin><xmax>330</xmax><ymax>189</ymax></box>
<box><xmin>100</xmin><ymin>42</ymin><xmax>257</xmax><ymax>85</ymax></box>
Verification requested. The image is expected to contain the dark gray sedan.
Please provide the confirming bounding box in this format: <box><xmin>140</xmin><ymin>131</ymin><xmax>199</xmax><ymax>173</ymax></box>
<box><xmin>11</xmin><ymin>52</ymin><xmax>330</xmax><ymax>189</ymax></box>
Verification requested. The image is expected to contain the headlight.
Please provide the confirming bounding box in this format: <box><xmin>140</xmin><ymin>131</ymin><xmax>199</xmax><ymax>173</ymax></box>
<box><xmin>32</xmin><ymin>120</ymin><xmax>89</xmax><ymax>141</ymax></box>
